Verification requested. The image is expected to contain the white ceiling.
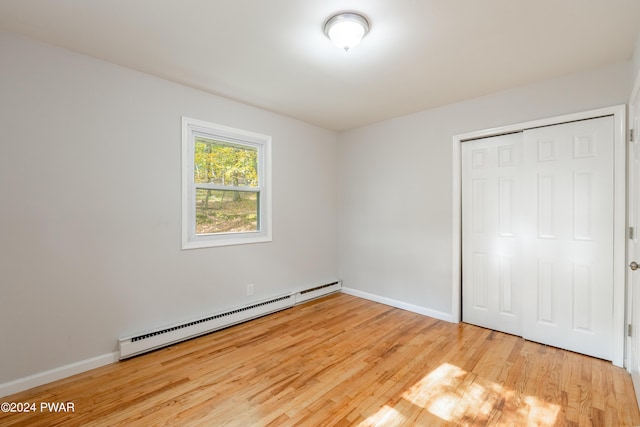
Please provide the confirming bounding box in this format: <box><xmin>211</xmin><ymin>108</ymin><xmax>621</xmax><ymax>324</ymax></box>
<box><xmin>1</xmin><ymin>1</ymin><xmax>640</xmax><ymax>131</ymax></box>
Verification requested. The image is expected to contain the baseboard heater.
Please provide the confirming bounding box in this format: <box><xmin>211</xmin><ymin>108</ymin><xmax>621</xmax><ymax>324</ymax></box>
<box><xmin>118</xmin><ymin>281</ymin><xmax>341</xmax><ymax>359</ymax></box>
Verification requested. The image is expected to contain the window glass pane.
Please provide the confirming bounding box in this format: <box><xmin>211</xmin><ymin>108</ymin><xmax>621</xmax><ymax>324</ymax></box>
<box><xmin>195</xmin><ymin>189</ymin><xmax>258</xmax><ymax>234</ymax></box>
<box><xmin>194</xmin><ymin>138</ymin><xmax>258</xmax><ymax>187</ymax></box>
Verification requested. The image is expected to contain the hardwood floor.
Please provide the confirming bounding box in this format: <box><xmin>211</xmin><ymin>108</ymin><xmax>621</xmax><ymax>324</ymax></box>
<box><xmin>1</xmin><ymin>293</ymin><xmax>639</xmax><ymax>426</ymax></box>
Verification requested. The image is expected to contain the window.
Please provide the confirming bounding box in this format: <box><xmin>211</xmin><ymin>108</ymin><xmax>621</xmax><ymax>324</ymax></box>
<box><xmin>182</xmin><ymin>116</ymin><xmax>271</xmax><ymax>249</ymax></box>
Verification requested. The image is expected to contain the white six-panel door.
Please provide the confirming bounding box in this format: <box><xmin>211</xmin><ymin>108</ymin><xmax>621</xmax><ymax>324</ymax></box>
<box><xmin>462</xmin><ymin>132</ymin><xmax>524</xmax><ymax>337</ymax></box>
<box><xmin>462</xmin><ymin>116</ymin><xmax>614</xmax><ymax>360</ymax></box>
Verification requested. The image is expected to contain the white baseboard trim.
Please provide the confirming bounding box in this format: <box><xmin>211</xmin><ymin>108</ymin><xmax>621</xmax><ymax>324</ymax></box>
<box><xmin>0</xmin><ymin>352</ymin><xmax>119</xmax><ymax>398</ymax></box>
<box><xmin>341</xmin><ymin>287</ymin><xmax>455</xmax><ymax>323</ymax></box>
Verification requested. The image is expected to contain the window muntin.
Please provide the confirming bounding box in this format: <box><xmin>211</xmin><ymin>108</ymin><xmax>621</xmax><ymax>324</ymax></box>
<box><xmin>182</xmin><ymin>117</ymin><xmax>271</xmax><ymax>249</ymax></box>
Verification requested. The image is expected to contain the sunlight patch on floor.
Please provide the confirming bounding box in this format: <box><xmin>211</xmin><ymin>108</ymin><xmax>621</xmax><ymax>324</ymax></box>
<box><xmin>359</xmin><ymin>405</ymin><xmax>406</xmax><ymax>427</ymax></box>
<box><xmin>407</xmin><ymin>363</ymin><xmax>559</xmax><ymax>424</ymax></box>
<box><xmin>359</xmin><ymin>363</ymin><xmax>560</xmax><ymax>425</ymax></box>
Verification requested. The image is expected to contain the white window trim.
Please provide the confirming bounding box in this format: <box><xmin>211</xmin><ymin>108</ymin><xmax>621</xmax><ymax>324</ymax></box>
<box><xmin>182</xmin><ymin>116</ymin><xmax>272</xmax><ymax>249</ymax></box>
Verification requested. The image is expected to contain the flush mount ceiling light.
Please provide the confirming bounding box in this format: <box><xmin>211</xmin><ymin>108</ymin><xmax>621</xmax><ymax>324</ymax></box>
<box><xmin>324</xmin><ymin>12</ymin><xmax>370</xmax><ymax>51</ymax></box>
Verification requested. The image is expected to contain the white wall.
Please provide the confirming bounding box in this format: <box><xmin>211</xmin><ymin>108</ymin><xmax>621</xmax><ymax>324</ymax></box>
<box><xmin>0</xmin><ymin>31</ymin><xmax>339</xmax><ymax>385</ymax></box>
<box><xmin>632</xmin><ymin>33</ymin><xmax>640</xmax><ymax>90</ymax></box>
<box><xmin>338</xmin><ymin>62</ymin><xmax>632</xmax><ymax>317</ymax></box>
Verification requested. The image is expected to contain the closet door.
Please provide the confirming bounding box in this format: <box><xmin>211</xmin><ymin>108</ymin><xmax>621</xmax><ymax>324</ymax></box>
<box><xmin>462</xmin><ymin>132</ymin><xmax>524</xmax><ymax>336</ymax></box>
<box><xmin>462</xmin><ymin>116</ymin><xmax>614</xmax><ymax>361</ymax></box>
<box><xmin>521</xmin><ymin>117</ymin><xmax>614</xmax><ymax>360</ymax></box>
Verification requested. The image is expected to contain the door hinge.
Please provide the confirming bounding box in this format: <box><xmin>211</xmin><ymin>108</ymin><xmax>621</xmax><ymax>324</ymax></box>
<box><xmin>629</xmin><ymin>324</ymin><xmax>633</xmax><ymax>337</ymax></box>
<box><xmin>631</xmin><ymin>226</ymin><xmax>635</xmax><ymax>240</ymax></box>
<box><xmin>631</xmin><ymin>129</ymin><xmax>635</xmax><ymax>142</ymax></box>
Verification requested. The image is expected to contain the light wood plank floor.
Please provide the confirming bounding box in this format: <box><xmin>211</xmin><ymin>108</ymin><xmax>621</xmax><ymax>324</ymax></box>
<box><xmin>1</xmin><ymin>293</ymin><xmax>639</xmax><ymax>426</ymax></box>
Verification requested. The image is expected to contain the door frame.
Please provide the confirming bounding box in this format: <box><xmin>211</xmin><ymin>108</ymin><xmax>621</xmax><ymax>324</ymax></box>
<box><xmin>451</xmin><ymin>105</ymin><xmax>627</xmax><ymax>367</ymax></box>
<box><xmin>628</xmin><ymin>82</ymin><xmax>640</xmax><ymax>400</ymax></box>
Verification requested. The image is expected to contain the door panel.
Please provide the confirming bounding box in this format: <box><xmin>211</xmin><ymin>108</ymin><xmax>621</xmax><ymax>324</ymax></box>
<box><xmin>462</xmin><ymin>133</ymin><xmax>523</xmax><ymax>336</ymax></box>
<box><xmin>521</xmin><ymin>117</ymin><xmax>613</xmax><ymax>360</ymax></box>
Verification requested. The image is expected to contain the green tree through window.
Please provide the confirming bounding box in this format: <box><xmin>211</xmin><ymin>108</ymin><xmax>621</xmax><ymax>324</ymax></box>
<box><xmin>194</xmin><ymin>138</ymin><xmax>259</xmax><ymax>234</ymax></box>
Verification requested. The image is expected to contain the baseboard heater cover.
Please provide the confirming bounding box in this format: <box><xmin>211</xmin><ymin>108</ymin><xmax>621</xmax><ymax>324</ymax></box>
<box><xmin>118</xmin><ymin>281</ymin><xmax>341</xmax><ymax>360</ymax></box>
<box><xmin>294</xmin><ymin>281</ymin><xmax>341</xmax><ymax>304</ymax></box>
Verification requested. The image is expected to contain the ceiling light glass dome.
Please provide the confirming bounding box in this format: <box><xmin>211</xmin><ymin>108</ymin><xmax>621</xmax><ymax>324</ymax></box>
<box><xmin>324</xmin><ymin>13</ymin><xmax>370</xmax><ymax>51</ymax></box>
